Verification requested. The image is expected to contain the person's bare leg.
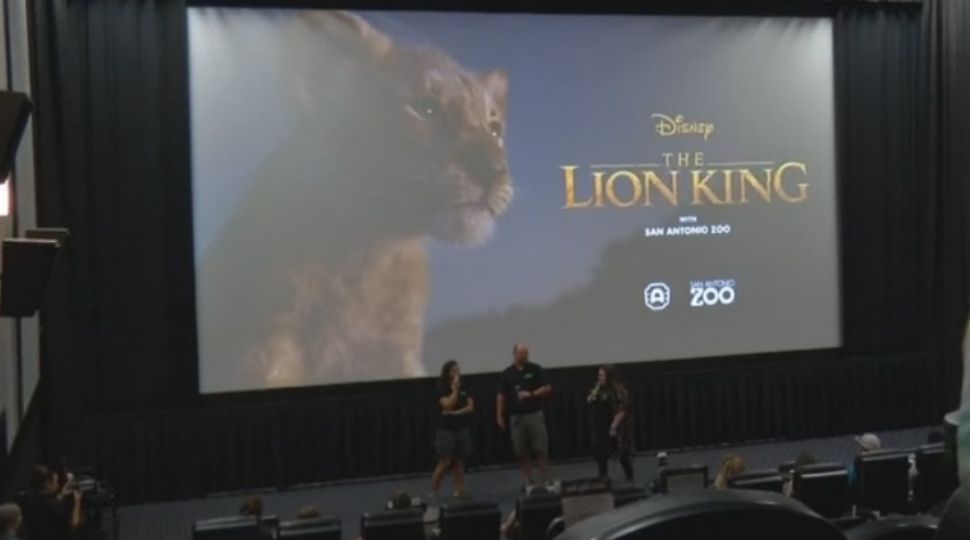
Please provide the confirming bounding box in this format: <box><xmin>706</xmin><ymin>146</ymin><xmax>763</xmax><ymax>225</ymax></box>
<box><xmin>452</xmin><ymin>459</ymin><xmax>465</xmax><ymax>497</ymax></box>
<box><xmin>536</xmin><ymin>451</ymin><xmax>551</xmax><ymax>483</ymax></box>
<box><xmin>432</xmin><ymin>459</ymin><xmax>452</xmax><ymax>496</ymax></box>
<box><xmin>519</xmin><ymin>456</ymin><xmax>535</xmax><ymax>487</ymax></box>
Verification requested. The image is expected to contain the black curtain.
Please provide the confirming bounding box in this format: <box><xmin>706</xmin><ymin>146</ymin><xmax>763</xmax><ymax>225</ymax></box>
<box><xmin>31</xmin><ymin>0</ymin><xmax>198</xmax><ymax>457</ymax></box>
<box><xmin>28</xmin><ymin>0</ymin><xmax>967</xmax><ymax>504</ymax></box>
<box><xmin>925</xmin><ymin>0</ymin><xmax>970</xmax><ymax>406</ymax></box>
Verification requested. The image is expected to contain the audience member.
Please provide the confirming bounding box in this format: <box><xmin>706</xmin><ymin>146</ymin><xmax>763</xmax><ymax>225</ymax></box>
<box><xmin>650</xmin><ymin>451</ymin><xmax>669</xmax><ymax>493</ymax></box>
<box><xmin>794</xmin><ymin>451</ymin><xmax>818</xmax><ymax>468</ymax></box>
<box><xmin>296</xmin><ymin>505</ymin><xmax>321</xmax><ymax>519</ymax></box>
<box><xmin>848</xmin><ymin>433</ymin><xmax>882</xmax><ymax>491</ymax></box>
<box><xmin>21</xmin><ymin>466</ymin><xmax>82</xmax><ymax>540</ymax></box>
<box><xmin>713</xmin><ymin>454</ymin><xmax>746</xmax><ymax>490</ymax></box>
<box><xmin>388</xmin><ymin>491</ymin><xmax>413</xmax><ymax>510</ymax></box>
<box><xmin>784</xmin><ymin>451</ymin><xmax>818</xmax><ymax>496</ymax></box>
<box><xmin>239</xmin><ymin>496</ymin><xmax>272</xmax><ymax>540</ymax></box>
<box><xmin>0</xmin><ymin>504</ymin><xmax>23</xmax><ymax>540</ymax></box>
<box><xmin>500</xmin><ymin>486</ymin><xmax>551</xmax><ymax>539</ymax></box>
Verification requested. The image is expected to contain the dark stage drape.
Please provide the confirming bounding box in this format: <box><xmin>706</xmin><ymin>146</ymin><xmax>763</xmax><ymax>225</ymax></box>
<box><xmin>27</xmin><ymin>0</ymin><xmax>969</xmax><ymax>504</ymax></box>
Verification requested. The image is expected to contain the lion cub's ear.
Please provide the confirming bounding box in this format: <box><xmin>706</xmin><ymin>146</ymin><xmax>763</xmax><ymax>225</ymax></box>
<box><xmin>297</xmin><ymin>10</ymin><xmax>392</xmax><ymax>61</ymax></box>
<box><xmin>481</xmin><ymin>70</ymin><xmax>508</xmax><ymax>111</ymax></box>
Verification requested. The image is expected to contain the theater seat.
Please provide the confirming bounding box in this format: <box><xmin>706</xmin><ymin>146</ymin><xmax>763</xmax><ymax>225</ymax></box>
<box><xmin>728</xmin><ymin>469</ymin><xmax>785</xmax><ymax>493</ymax></box>
<box><xmin>856</xmin><ymin>450</ymin><xmax>912</xmax><ymax>514</ymax></box>
<box><xmin>612</xmin><ymin>483</ymin><xmax>648</xmax><ymax>508</ymax></box>
<box><xmin>192</xmin><ymin>516</ymin><xmax>262</xmax><ymax>540</ymax></box>
<box><xmin>792</xmin><ymin>465</ymin><xmax>850</xmax><ymax>519</ymax></box>
<box><xmin>830</xmin><ymin>515</ymin><xmax>869</xmax><ymax>531</ymax></box>
<box><xmin>439</xmin><ymin>500</ymin><xmax>501</xmax><ymax>540</ymax></box>
<box><xmin>360</xmin><ymin>508</ymin><xmax>425</xmax><ymax>540</ymax></box>
<box><xmin>278</xmin><ymin>517</ymin><xmax>341</xmax><ymax>540</ymax></box>
<box><xmin>913</xmin><ymin>443</ymin><xmax>954</xmax><ymax>511</ymax></box>
<box><xmin>556</xmin><ymin>489</ymin><xmax>844</xmax><ymax>540</ymax></box>
<box><xmin>843</xmin><ymin>515</ymin><xmax>938</xmax><ymax>540</ymax></box>
<box><xmin>936</xmin><ymin>487</ymin><xmax>970</xmax><ymax>540</ymax></box>
<box><xmin>516</xmin><ymin>491</ymin><xmax>562</xmax><ymax>540</ymax></box>
<box><xmin>656</xmin><ymin>465</ymin><xmax>708</xmax><ymax>494</ymax></box>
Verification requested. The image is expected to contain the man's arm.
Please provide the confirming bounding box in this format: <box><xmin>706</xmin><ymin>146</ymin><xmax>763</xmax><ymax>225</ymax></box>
<box><xmin>496</xmin><ymin>393</ymin><xmax>507</xmax><ymax>429</ymax></box>
<box><xmin>531</xmin><ymin>365</ymin><xmax>552</xmax><ymax>398</ymax></box>
<box><xmin>531</xmin><ymin>385</ymin><xmax>552</xmax><ymax>398</ymax></box>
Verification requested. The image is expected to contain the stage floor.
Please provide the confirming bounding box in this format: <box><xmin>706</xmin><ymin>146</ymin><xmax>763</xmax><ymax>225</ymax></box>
<box><xmin>118</xmin><ymin>426</ymin><xmax>933</xmax><ymax>540</ymax></box>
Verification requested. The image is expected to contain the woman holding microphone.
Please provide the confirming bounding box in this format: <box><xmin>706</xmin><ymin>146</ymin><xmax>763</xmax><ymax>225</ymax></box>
<box><xmin>587</xmin><ymin>365</ymin><xmax>635</xmax><ymax>481</ymax></box>
<box><xmin>432</xmin><ymin>360</ymin><xmax>475</xmax><ymax>498</ymax></box>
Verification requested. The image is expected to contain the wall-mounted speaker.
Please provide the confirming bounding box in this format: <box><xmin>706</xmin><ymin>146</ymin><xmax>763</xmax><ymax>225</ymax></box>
<box><xmin>1</xmin><ymin>238</ymin><xmax>59</xmax><ymax>317</ymax></box>
<box><xmin>0</xmin><ymin>91</ymin><xmax>32</xmax><ymax>183</ymax></box>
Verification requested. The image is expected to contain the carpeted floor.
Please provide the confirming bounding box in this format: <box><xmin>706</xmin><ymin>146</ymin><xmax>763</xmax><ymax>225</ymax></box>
<box><xmin>115</xmin><ymin>426</ymin><xmax>934</xmax><ymax>540</ymax></box>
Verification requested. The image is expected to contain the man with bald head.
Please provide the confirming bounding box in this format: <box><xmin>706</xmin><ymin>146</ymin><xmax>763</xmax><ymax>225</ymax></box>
<box><xmin>497</xmin><ymin>343</ymin><xmax>553</xmax><ymax>490</ymax></box>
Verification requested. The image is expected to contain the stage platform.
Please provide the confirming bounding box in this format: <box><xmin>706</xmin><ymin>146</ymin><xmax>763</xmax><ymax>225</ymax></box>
<box><xmin>118</xmin><ymin>426</ymin><xmax>933</xmax><ymax>540</ymax></box>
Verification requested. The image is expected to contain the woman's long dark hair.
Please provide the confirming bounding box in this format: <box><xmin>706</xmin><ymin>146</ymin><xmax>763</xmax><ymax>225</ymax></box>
<box><xmin>438</xmin><ymin>359</ymin><xmax>458</xmax><ymax>393</ymax></box>
<box><xmin>601</xmin><ymin>364</ymin><xmax>627</xmax><ymax>399</ymax></box>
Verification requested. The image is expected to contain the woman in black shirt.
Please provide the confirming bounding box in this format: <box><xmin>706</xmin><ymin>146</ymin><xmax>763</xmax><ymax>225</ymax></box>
<box><xmin>432</xmin><ymin>360</ymin><xmax>475</xmax><ymax>498</ymax></box>
<box><xmin>586</xmin><ymin>365</ymin><xmax>634</xmax><ymax>481</ymax></box>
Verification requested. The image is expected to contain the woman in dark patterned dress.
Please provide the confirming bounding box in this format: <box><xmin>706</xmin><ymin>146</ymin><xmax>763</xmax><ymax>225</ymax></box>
<box><xmin>586</xmin><ymin>365</ymin><xmax>635</xmax><ymax>481</ymax></box>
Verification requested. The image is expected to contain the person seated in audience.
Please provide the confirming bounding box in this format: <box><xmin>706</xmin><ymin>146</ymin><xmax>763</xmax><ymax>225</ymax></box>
<box><xmin>0</xmin><ymin>503</ymin><xmax>24</xmax><ymax>540</ymax></box>
<box><xmin>713</xmin><ymin>454</ymin><xmax>746</xmax><ymax>490</ymax></box>
<box><xmin>296</xmin><ymin>505</ymin><xmax>321</xmax><ymax>519</ymax></box>
<box><xmin>783</xmin><ymin>451</ymin><xmax>818</xmax><ymax>496</ymax></box>
<box><xmin>355</xmin><ymin>492</ymin><xmax>418</xmax><ymax>540</ymax></box>
<box><xmin>388</xmin><ymin>491</ymin><xmax>413</xmax><ymax>510</ymax></box>
<box><xmin>848</xmin><ymin>432</ymin><xmax>882</xmax><ymax>491</ymax></box>
<box><xmin>499</xmin><ymin>486</ymin><xmax>552</xmax><ymax>539</ymax></box>
<box><xmin>650</xmin><ymin>451</ymin><xmax>669</xmax><ymax>494</ymax></box>
<box><xmin>21</xmin><ymin>466</ymin><xmax>82</xmax><ymax>540</ymax></box>
<box><xmin>239</xmin><ymin>496</ymin><xmax>273</xmax><ymax>540</ymax></box>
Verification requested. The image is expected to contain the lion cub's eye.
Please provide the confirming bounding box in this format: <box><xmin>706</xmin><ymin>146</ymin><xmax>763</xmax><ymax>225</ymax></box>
<box><xmin>408</xmin><ymin>96</ymin><xmax>438</xmax><ymax>119</ymax></box>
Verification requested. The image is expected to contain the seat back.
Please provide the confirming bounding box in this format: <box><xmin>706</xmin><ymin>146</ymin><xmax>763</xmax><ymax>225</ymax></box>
<box><xmin>844</xmin><ymin>515</ymin><xmax>938</xmax><ymax>540</ymax></box>
<box><xmin>439</xmin><ymin>500</ymin><xmax>501</xmax><ymax>540</ymax></box>
<box><xmin>278</xmin><ymin>517</ymin><xmax>341</xmax><ymax>540</ymax></box>
<box><xmin>360</xmin><ymin>508</ymin><xmax>425</xmax><ymax>540</ymax></box>
<box><xmin>793</xmin><ymin>467</ymin><xmax>850</xmax><ymax>519</ymax></box>
<box><xmin>856</xmin><ymin>450</ymin><xmax>912</xmax><ymax>514</ymax></box>
<box><xmin>913</xmin><ymin>443</ymin><xmax>954</xmax><ymax>511</ymax></box>
<box><xmin>516</xmin><ymin>492</ymin><xmax>562</xmax><ymax>540</ymax></box>
<box><xmin>658</xmin><ymin>465</ymin><xmax>708</xmax><ymax>494</ymax></box>
<box><xmin>612</xmin><ymin>483</ymin><xmax>648</xmax><ymax>508</ymax></box>
<box><xmin>193</xmin><ymin>516</ymin><xmax>262</xmax><ymax>540</ymax></box>
<box><xmin>557</xmin><ymin>489</ymin><xmax>844</xmax><ymax>540</ymax></box>
<box><xmin>729</xmin><ymin>469</ymin><xmax>785</xmax><ymax>493</ymax></box>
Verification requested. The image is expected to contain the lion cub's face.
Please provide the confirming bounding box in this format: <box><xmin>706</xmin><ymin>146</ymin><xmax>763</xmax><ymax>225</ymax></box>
<box><xmin>386</xmin><ymin>48</ymin><xmax>513</xmax><ymax>245</ymax></box>
<box><xmin>291</xmin><ymin>12</ymin><xmax>513</xmax><ymax>245</ymax></box>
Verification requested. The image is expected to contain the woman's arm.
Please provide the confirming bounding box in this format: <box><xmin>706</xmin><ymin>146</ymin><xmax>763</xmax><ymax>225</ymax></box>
<box><xmin>439</xmin><ymin>388</ymin><xmax>459</xmax><ymax>411</ymax></box>
<box><xmin>610</xmin><ymin>387</ymin><xmax>630</xmax><ymax>433</ymax></box>
<box><xmin>453</xmin><ymin>397</ymin><xmax>475</xmax><ymax>415</ymax></box>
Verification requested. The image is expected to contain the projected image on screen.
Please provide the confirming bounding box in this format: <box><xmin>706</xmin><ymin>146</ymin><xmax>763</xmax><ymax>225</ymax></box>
<box><xmin>189</xmin><ymin>9</ymin><xmax>840</xmax><ymax>393</ymax></box>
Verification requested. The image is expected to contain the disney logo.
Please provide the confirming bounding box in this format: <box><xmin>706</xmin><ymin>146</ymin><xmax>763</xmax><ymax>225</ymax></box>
<box><xmin>652</xmin><ymin>114</ymin><xmax>715</xmax><ymax>141</ymax></box>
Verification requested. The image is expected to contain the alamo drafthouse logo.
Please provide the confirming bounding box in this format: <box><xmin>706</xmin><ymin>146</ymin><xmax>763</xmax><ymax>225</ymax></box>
<box><xmin>643</xmin><ymin>282</ymin><xmax>671</xmax><ymax>311</ymax></box>
<box><xmin>560</xmin><ymin>112</ymin><xmax>810</xmax><ymax>209</ymax></box>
